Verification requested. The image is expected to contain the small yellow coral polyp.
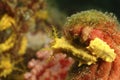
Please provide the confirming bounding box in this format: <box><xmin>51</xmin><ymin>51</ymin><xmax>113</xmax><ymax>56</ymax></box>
<box><xmin>34</xmin><ymin>10</ymin><xmax>48</xmax><ymax>20</ymax></box>
<box><xmin>51</xmin><ymin>37</ymin><xmax>97</xmax><ymax>65</ymax></box>
<box><xmin>18</xmin><ymin>36</ymin><xmax>27</xmax><ymax>55</ymax></box>
<box><xmin>0</xmin><ymin>33</ymin><xmax>16</xmax><ymax>53</ymax></box>
<box><xmin>0</xmin><ymin>14</ymin><xmax>15</xmax><ymax>31</ymax></box>
<box><xmin>87</xmin><ymin>38</ymin><xmax>116</xmax><ymax>62</ymax></box>
<box><xmin>0</xmin><ymin>57</ymin><xmax>13</xmax><ymax>77</ymax></box>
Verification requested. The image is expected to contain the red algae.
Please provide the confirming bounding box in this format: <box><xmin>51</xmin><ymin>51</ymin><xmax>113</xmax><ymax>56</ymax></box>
<box><xmin>24</xmin><ymin>50</ymin><xmax>74</xmax><ymax>80</ymax></box>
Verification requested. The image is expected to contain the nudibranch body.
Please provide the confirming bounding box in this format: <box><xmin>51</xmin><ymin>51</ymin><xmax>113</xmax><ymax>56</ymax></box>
<box><xmin>51</xmin><ymin>10</ymin><xmax>118</xmax><ymax>66</ymax></box>
<box><xmin>52</xmin><ymin>37</ymin><xmax>97</xmax><ymax>66</ymax></box>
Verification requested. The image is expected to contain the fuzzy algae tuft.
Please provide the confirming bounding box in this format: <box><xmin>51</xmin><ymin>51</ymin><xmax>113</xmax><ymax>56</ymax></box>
<box><xmin>64</xmin><ymin>9</ymin><xmax>118</xmax><ymax>28</ymax></box>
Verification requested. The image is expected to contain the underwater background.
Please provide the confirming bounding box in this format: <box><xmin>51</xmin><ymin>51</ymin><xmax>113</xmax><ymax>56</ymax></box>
<box><xmin>0</xmin><ymin>0</ymin><xmax>120</xmax><ymax>80</ymax></box>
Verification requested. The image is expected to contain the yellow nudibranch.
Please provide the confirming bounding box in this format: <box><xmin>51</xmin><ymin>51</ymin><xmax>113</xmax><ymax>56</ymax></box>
<box><xmin>51</xmin><ymin>37</ymin><xmax>116</xmax><ymax>66</ymax></box>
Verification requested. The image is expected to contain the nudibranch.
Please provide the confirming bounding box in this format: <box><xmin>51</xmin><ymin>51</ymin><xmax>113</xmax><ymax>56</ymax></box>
<box><xmin>51</xmin><ymin>10</ymin><xmax>117</xmax><ymax>66</ymax></box>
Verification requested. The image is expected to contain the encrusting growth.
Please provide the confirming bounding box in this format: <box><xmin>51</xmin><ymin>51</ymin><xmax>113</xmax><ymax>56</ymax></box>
<box><xmin>51</xmin><ymin>9</ymin><xmax>120</xmax><ymax>80</ymax></box>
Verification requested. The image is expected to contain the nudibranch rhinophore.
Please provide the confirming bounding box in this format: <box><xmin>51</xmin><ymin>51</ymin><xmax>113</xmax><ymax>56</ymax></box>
<box><xmin>51</xmin><ymin>10</ymin><xmax>118</xmax><ymax>66</ymax></box>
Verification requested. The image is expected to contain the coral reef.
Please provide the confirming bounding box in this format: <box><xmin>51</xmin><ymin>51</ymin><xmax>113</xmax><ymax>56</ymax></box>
<box><xmin>52</xmin><ymin>10</ymin><xmax>117</xmax><ymax>65</ymax></box>
<box><xmin>24</xmin><ymin>50</ymin><xmax>74</xmax><ymax>80</ymax></box>
<box><xmin>0</xmin><ymin>8</ymin><xmax>27</xmax><ymax>78</ymax></box>
<box><xmin>0</xmin><ymin>0</ymin><xmax>66</xmax><ymax>79</ymax></box>
<box><xmin>0</xmin><ymin>0</ymin><xmax>51</xmax><ymax>79</ymax></box>
<box><xmin>1</xmin><ymin>0</ymin><xmax>120</xmax><ymax>80</ymax></box>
